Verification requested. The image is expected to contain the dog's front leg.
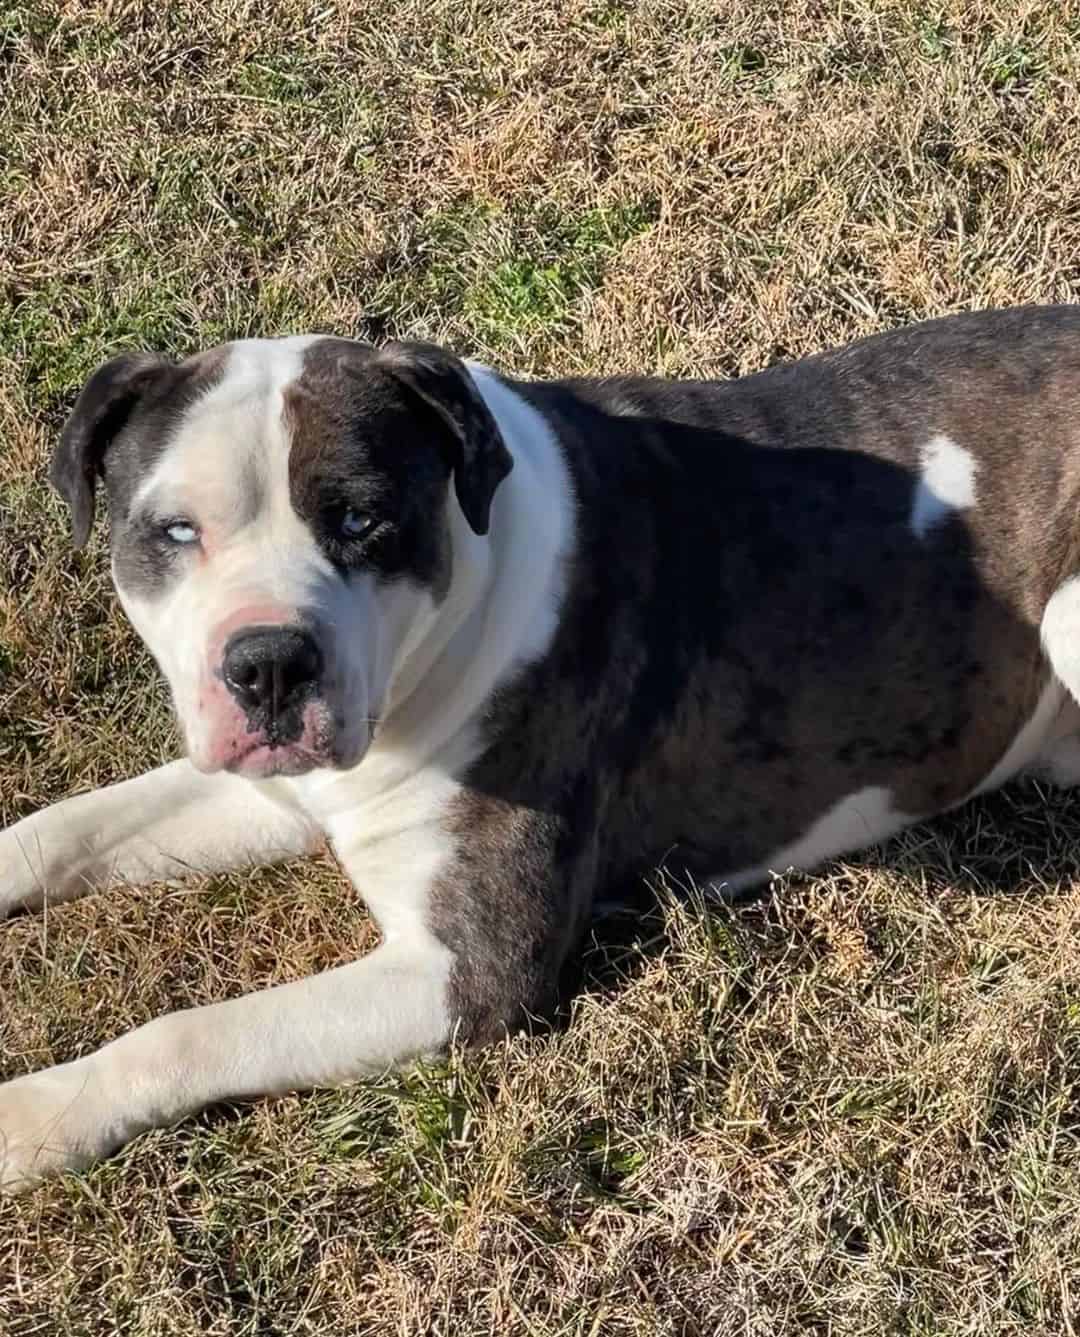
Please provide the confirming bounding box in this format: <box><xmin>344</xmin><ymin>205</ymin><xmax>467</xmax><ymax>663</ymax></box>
<box><xmin>1</xmin><ymin>781</ymin><xmax>453</xmax><ymax>1192</ymax></box>
<box><xmin>0</xmin><ymin>780</ymin><xmax>593</xmax><ymax>1193</ymax></box>
<box><xmin>0</xmin><ymin>760</ymin><xmax>321</xmax><ymax>917</ymax></box>
<box><xmin>0</xmin><ymin>929</ymin><xmax>450</xmax><ymax>1192</ymax></box>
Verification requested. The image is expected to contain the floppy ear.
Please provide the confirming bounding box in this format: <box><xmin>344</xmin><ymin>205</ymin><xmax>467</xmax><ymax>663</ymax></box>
<box><xmin>378</xmin><ymin>341</ymin><xmax>513</xmax><ymax>536</ymax></box>
<box><xmin>50</xmin><ymin>352</ymin><xmax>173</xmax><ymax>549</ymax></box>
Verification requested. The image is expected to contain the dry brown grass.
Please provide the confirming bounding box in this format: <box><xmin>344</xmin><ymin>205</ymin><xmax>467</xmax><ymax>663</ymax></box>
<box><xmin>3</xmin><ymin>0</ymin><xmax>1080</xmax><ymax>1332</ymax></box>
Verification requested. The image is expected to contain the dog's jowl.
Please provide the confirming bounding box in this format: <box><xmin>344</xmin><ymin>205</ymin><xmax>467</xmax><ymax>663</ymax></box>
<box><xmin>5</xmin><ymin>306</ymin><xmax>1080</xmax><ymax>1190</ymax></box>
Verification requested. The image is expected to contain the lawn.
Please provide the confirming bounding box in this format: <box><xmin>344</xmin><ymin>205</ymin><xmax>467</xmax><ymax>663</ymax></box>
<box><xmin>2</xmin><ymin>1</ymin><xmax>1080</xmax><ymax>1333</ymax></box>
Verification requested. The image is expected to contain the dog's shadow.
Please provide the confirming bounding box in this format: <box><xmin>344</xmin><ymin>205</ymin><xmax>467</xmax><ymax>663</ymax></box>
<box><xmin>561</xmin><ymin>775</ymin><xmax>1080</xmax><ymax>1016</ymax></box>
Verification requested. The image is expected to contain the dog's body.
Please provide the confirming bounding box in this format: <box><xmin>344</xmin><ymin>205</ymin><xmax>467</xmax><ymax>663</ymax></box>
<box><xmin>5</xmin><ymin>305</ymin><xmax>1080</xmax><ymax>1189</ymax></box>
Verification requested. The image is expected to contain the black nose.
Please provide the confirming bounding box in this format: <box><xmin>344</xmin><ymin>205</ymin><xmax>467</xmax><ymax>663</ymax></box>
<box><xmin>222</xmin><ymin>628</ymin><xmax>323</xmax><ymax>716</ymax></box>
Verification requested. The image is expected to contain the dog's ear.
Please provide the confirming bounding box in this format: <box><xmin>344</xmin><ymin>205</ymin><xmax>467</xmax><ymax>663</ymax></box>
<box><xmin>378</xmin><ymin>341</ymin><xmax>513</xmax><ymax>536</ymax></box>
<box><xmin>51</xmin><ymin>352</ymin><xmax>173</xmax><ymax>549</ymax></box>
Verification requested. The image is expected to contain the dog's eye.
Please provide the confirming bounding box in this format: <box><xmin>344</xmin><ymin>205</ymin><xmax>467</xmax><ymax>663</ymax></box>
<box><xmin>163</xmin><ymin>519</ymin><xmax>200</xmax><ymax>545</ymax></box>
<box><xmin>341</xmin><ymin>509</ymin><xmax>377</xmax><ymax>541</ymax></box>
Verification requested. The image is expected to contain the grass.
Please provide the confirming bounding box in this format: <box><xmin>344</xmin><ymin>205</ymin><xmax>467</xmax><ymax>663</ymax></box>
<box><xmin>2</xmin><ymin>0</ymin><xmax>1080</xmax><ymax>1332</ymax></box>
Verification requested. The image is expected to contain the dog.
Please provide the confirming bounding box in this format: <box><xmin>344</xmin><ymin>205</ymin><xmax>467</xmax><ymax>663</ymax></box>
<box><xmin>4</xmin><ymin>305</ymin><xmax>1080</xmax><ymax>1192</ymax></box>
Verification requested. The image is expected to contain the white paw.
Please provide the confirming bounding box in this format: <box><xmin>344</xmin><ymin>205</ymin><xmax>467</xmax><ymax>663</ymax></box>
<box><xmin>0</xmin><ymin>817</ymin><xmax>85</xmax><ymax>919</ymax></box>
<box><xmin>0</xmin><ymin>821</ymin><xmax>48</xmax><ymax>918</ymax></box>
<box><xmin>0</xmin><ymin>1060</ymin><xmax>112</xmax><ymax>1194</ymax></box>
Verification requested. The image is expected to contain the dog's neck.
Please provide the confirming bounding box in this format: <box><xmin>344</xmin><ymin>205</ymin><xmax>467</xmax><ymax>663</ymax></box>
<box><xmin>358</xmin><ymin>365</ymin><xmax>576</xmax><ymax>780</ymax></box>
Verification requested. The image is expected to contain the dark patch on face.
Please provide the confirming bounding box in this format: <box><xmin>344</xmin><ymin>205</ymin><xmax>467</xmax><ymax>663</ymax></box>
<box><xmin>52</xmin><ymin>346</ymin><xmax>227</xmax><ymax>563</ymax></box>
<box><xmin>111</xmin><ymin>513</ymin><xmax>200</xmax><ymax>598</ymax></box>
<box><xmin>94</xmin><ymin>347</ymin><xmax>228</xmax><ymax>600</ymax></box>
<box><xmin>284</xmin><ymin>339</ymin><xmax>457</xmax><ymax>599</ymax></box>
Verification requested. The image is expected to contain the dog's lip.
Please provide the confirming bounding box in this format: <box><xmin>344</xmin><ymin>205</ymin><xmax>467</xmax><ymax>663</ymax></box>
<box><xmin>228</xmin><ymin>734</ymin><xmax>324</xmax><ymax>762</ymax></box>
<box><xmin>188</xmin><ymin>710</ymin><xmax>371</xmax><ymax>776</ymax></box>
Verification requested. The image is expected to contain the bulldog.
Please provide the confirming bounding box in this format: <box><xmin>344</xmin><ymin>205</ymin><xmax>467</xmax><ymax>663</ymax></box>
<box><xmin>4</xmin><ymin>306</ymin><xmax>1080</xmax><ymax>1191</ymax></box>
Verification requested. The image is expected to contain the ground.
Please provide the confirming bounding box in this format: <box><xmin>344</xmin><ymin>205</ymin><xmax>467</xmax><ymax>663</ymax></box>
<box><xmin>2</xmin><ymin>2</ymin><xmax>1080</xmax><ymax>1333</ymax></box>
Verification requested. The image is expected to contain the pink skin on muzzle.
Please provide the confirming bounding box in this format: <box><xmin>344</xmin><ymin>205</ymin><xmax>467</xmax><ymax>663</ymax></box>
<box><xmin>219</xmin><ymin>698</ymin><xmax>336</xmax><ymax>777</ymax></box>
<box><xmin>191</xmin><ymin>603</ymin><xmax>338</xmax><ymax>777</ymax></box>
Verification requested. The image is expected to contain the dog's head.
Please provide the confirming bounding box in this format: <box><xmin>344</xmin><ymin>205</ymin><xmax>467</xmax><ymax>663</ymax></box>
<box><xmin>50</xmin><ymin>337</ymin><xmax>513</xmax><ymax>777</ymax></box>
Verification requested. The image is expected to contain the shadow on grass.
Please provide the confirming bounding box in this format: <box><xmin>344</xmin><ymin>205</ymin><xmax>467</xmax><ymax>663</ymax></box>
<box><xmin>561</xmin><ymin>775</ymin><xmax>1080</xmax><ymax>1025</ymax></box>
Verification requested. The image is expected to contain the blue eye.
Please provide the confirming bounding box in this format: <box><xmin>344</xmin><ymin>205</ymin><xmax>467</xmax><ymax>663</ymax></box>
<box><xmin>341</xmin><ymin>509</ymin><xmax>377</xmax><ymax>540</ymax></box>
<box><xmin>164</xmin><ymin>519</ymin><xmax>200</xmax><ymax>545</ymax></box>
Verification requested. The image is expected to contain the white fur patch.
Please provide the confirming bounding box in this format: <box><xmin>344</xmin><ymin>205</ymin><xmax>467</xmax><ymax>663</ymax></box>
<box><xmin>1027</xmin><ymin>731</ymin><xmax>1080</xmax><ymax>787</ymax></box>
<box><xmin>964</xmin><ymin>577</ymin><xmax>1080</xmax><ymax>797</ymax></box>
<box><xmin>1041</xmin><ymin>574</ymin><xmax>1080</xmax><ymax>706</ymax></box>
<box><xmin>969</xmin><ymin>677</ymin><xmax>1065</xmax><ymax>797</ymax></box>
<box><xmin>130</xmin><ymin>336</ymin><xmax>320</xmax><ymax>523</ymax></box>
<box><xmin>718</xmin><ymin>785</ymin><xmax>914</xmax><ymax>893</ymax></box>
<box><xmin>1010</xmin><ymin>574</ymin><xmax>1080</xmax><ymax>788</ymax></box>
<box><xmin>909</xmin><ymin>434</ymin><xmax>977</xmax><ymax>539</ymax></box>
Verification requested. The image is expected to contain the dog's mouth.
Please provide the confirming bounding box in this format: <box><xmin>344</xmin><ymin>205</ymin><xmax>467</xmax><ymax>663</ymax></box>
<box><xmin>224</xmin><ymin>738</ymin><xmax>330</xmax><ymax>779</ymax></box>
<box><xmin>192</xmin><ymin>706</ymin><xmax>374</xmax><ymax>779</ymax></box>
<box><xmin>187</xmin><ymin>692</ymin><xmax>335</xmax><ymax>776</ymax></box>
